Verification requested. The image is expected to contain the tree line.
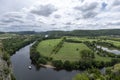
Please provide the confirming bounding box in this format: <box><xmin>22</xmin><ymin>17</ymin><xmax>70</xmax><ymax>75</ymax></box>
<box><xmin>30</xmin><ymin>37</ymin><xmax>120</xmax><ymax>70</ymax></box>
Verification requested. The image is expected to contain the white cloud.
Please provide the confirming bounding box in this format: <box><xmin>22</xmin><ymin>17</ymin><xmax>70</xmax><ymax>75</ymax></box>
<box><xmin>30</xmin><ymin>4</ymin><xmax>57</xmax><ymax>17</ymax></box>
<box><xmin>0</xmin><ymin>0</ymin><xmax>120</xmax><ymax>32</ymax></box>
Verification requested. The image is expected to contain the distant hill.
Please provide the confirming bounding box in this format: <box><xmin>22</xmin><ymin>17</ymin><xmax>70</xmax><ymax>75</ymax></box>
<box><xmin>9</xmin><ymin>31</ymin><xmax>36</xmax><ymax>35</ymax></box>
<box><xmin>41</xmin><ymin>29</ymin><xmax>120</xmax><ymax>37</ymax></box>
<box><xmin>0</xmin><ymin>32</ymin><xmax>5</xmax><ymax>34</ymax></box>
<box><xmin>2</xmin><ymin>29</ymin><xmax>120</xmax><ymax>36</ymax></box>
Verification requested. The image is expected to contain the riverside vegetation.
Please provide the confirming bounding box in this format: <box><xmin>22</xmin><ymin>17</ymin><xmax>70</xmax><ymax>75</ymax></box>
<box><xmin>73</xmin><ymin>63</ymin><xmax>120</xmax><ymax>80</ymax></box>
<box><xmin>1</xmin><ymin>29</ymin><xmax>120</xmax><ymax>80</ymax></box>
<box><xmin>0</xmin><ymin>33</ymin><xmax>38</xmax><ymax>80</ymax></box>
<box><xmin>30</xmin><ymin>36</ymin><xmax>120</xmax><ymax>70</ymax></box>
<box><xmin>30</xmin><ymin>36</ymin><xmax>120</xmax><ymax>80</ymax></box>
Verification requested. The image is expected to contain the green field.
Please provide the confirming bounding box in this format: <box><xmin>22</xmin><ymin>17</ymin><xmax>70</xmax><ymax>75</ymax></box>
<box><xmin>94</xmin><ymin>53</ymin><xmax>111</xmax><ymax>62</ymax></box>
<box><xmin>37</xmin><ymin>38</ymin><xmax>112</xmax><ymax>62</ymax></box>
<box><xmin>66</xmin><ymin>37</ymin><xmax>98</xmax><ymax>42</ymax></box>
<box><xmin>37</xmin><ymin>39</ymin><xmax>91</xmax><ymax>61</ymax></box>
<box><xmin>67</xmin><ymin>37</ymin><xmax>120</xmax><ymax>48</ymax></box>
<box><xmin>106</xmin><ymin>63</ymin><xmax>120</xmax><ymax>73</ymax></box>
<box><xmin>102</xmin><ymin>40</ymin><xmax>120</xmax><ymax>48</ymax></box>
<box><xmin>0</xmin><ymin>33</ymin><xmax>17</xmax><ymax>39</ymax></box>
<box><xmin>51</xmin><ymin>42</ymin><xmax>91</xmax><ymax>61</ymax></box>
<box><xmin>37</xmin><ymin>39</ymin><xmax>62</xmax><ymax>57</ymax></box>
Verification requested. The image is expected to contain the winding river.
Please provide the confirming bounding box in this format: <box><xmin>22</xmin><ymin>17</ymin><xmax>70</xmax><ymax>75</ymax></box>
<box><xmin>97</xmin><ymin>46</ymin><xmax>120</xmax><ymax>55</ymax></box>
<box><xmin>10</xmin><ymin>43</ymin><xmax>80</xmax><ymax>80</ymax></box>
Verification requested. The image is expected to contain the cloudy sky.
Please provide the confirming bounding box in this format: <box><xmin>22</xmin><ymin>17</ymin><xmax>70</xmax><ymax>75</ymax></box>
<box><xmin>0</xmin><ymin>0</ymin><xmax>120</xmax><ymax>32</ymax></box>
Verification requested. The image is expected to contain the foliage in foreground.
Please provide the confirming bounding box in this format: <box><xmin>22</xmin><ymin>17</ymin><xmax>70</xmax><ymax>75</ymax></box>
<box><xmin>73</xmin><ymin>63</ymin><xmax>120</xmax><ymax>80</ymax></box>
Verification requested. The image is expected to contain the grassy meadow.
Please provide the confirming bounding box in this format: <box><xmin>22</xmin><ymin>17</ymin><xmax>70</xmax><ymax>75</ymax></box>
<box><xmin>37</xmin><ymin>39</ymin><xmax>62</xmax><ymax>57</ymax></box>
<box><xmin>102</xmin><ymin>40</ymin><xmax>120</xmax><ymax>48</ymax></box>
<box><xmin>51</xmin><ymin>42</ymin><xmax>90</xmax><ymax>61</ymax></box>
<box><xmin>36</xmin><ymin>37</ymin><xmax>112</xmax><ymax>62</ymax></box>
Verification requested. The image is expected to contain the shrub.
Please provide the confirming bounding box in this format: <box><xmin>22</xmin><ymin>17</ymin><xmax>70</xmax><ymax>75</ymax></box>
<box><xmin>38</xmin><ymin>58</ymin><xmax>47</xmax><ymax>64</ymax></box>
<box><xmin>2</xmin><ymin>53</ymin><xmax>10</xmax><ymax>61</ymax></box>
<box><xmin>3</xmin><ymin>67</ymin><xmax>10</xmax><ymax>75</ymax></box>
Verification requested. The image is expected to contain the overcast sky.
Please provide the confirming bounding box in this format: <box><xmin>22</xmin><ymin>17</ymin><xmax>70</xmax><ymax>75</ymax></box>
<box><xmin>0</xmin><ymin>0</ymin><xmax>120</xmax><ymax>32</ymax></box>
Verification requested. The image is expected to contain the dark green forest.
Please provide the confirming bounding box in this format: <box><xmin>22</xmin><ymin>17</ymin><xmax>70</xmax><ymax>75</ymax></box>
<box><xmin>2</xmin><ymin>29</ymin><xmax>120</xmax><ymax>37</ymax></box>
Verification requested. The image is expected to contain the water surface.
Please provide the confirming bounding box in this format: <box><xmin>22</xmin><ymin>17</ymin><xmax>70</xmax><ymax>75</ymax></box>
<box><xmin>11</xmin><ymin>43</ymin><xmax>80</xmax><ymax>80</ymax></box>
<box><xmin>97</xmin><ymin>46</ymin><xmax>120</xmax><ymax>55</ymax></box>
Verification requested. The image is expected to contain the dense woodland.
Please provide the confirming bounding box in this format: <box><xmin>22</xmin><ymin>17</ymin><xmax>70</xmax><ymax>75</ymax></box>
<box><xmin>1</xmin><ymin>35</ymin><xmax>38</xmax><ymax>68</ymax></box>
<box><xmin>1</xmin><ymin>29</ymin><xmax>120</xmax><ymax>37</ymax></box>
<box><xmin>2</xmin><ymin>35</ymin><xmax>37</xmax><ymax>55</ymax></box>
<box><xmin>39</xmin><ymin>29</ymin><xmax>120</xmax><ymax>37</ymax></box>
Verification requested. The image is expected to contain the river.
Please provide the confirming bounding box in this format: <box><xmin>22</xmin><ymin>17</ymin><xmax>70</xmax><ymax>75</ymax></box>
<box><xmin>97</xmin><ymin>46</ymin><xmax>120</xmax><ymax>55</ymax></box>
<box><xmin>10</xmin><ymin>43</ymin><xmax>80</xmax><ymax>80</ymax></box>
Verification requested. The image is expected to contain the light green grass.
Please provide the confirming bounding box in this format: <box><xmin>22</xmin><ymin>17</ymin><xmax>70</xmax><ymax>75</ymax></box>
<box><xmin>37</xmin><ymin>39</ymin><xmax>91</xmax><ymax>61</ymax></box>
<box><xmin>51</xmin><ymin>42</ymin><xmax>91</xmax><ymax>61</ymax></box>
<box><xmin>0</xmin><ymin>33</ymin><xmax>17</xmax><ymax>39</ymax></box>
<box><xmin>102</xmin><ymin>40</ymin><xmax>120</xmax><ymax>48</ymax></box>
<box><xmin>67</xmin><ymin>37</ymin><xmax>97</xmax><ymax>42</ymax></box>
<box><xmin>37</xmin><ymin>39</ymin><xmax>62</xmax><ymax>57</ymax></box>
<box><xmin>112</xmin><ymin>63</ymin><xmax>120</xmax><ymax>71</ymax></box>
<box><xmin>94</xmin><ymin>53</ymin><xmax>111</xmax><ymax>62</ymax></box>
<box><xmin>37</xmin><ymin>38</ymin><xmax>112</xmax><ymax>62</ymax></box>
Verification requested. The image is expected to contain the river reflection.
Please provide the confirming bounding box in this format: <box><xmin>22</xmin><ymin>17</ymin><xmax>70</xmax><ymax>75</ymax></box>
<box><xmin>97</xmin><ymin>46</ymin><xmax>120</xmax><ymax>55</ymax></box>
<box><xmin>10</xmin><ymin>43</ymin><xmax>80</xmax><ymax>80</ymax></box>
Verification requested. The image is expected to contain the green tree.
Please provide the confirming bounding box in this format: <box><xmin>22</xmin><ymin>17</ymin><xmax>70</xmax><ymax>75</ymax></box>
<box><xmin>73</xmin><ymin>73</ymin><xmax>89</xmax><ymax>80</ymax></box>
<box><xmin>2</xmin><ymin>53</ymin><xmax>10</xmax><ymax>61</ymax></box>
<box><xmin>52</xmin><ymin>60</ymin><xmax>63</xmax><ymax>68</ymax></box>
<box><xmin>38</xmin><ymin>58</ymin><xmax>47</xmax><ymax>64</ymax></box>
<box><xmin>80</xmin><ymin>49</ymin><xmax>94</xmax><ymax>59</ymax></box>
<box><xmin>63</xmin><ymin>60</ymin><xmax>72</xmax><ymax>70</ymax></box>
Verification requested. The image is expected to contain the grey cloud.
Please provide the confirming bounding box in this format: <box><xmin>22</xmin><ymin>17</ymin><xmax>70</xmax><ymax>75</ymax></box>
<box><xmin>26</xmin><ymin>14</ymin><xmax>35</xmax><ymax>21</ymax></box>
<box><xmin>51</xmin><ymin>27</ymin><xmax>59</xmax><ymax>30</ymax></box>
<box><xmin>30</xmin><ymin>4</ymin><xmax>57</xmax><ymax>17</ymax></box>
<box><xmin>5</xmin><ymin>14</ymin><xmax>23</xmax><ymax>19</ymax></box>
<box><xmin>5</xmin><ymin>24</ymin><xmax>41</xmax><ymax>32</ymax></box>
<box><xmin>0</xmin><ymin>17</ymin><xmax>24</xmax><ymax>23</ymax></box>
<box><xmin>0</xmin><ymin>12</ymin><xmax>24</xmax><ymax>23</ymax></box>
<box><xmin>65</xmin><ymin>22</ymin><xmax>72</xmax><ymax>25</ymax></box>
<box><xmin>83</xmin><ymin>11</ymin><xmax>97</xmax><ymax>18</ymax></box>
<box><xmin>74</xmin><ymin>2</ymin><xmax>98</xmax><ymax>12</ymax></box>
<box><xmin>0</xmin><ymin>19</ymin><xmax>14</xmax><ymax>23</ymax></box>
<box><xmin>108</xmin><ymin>22</ymin><xmax>120</xmax><ymax>26</ymax></box>
<box><xmin>54</xmin><ymin>14</ymin><xmax>61</xmax><ymax>18</ymax></box>
<box><xmin>112</xmin><ymin>0</ymin><xmax>120</xmax><ymax>6</ymax></box>
<box><xmin>63</xmin><ymin>26</ymin><xmax>70</xmax><ymax>29</ymax></box>
<box><xmin>0</xmin><ymin>23</ymin><xmax>7</xmax><ymax>25</ymax></box>
<box><xmin>3</xmin><ymin>12</ymin><xmax>24</xmax><ymax>19</ymax></box>
<box><xmin>51</xmin><ymin>23</ymin><xmax>56</xmax><ymax>26</ymax></box>
<box><xmin>74</xmin><ymin>2</ymin><xmax>98</xmax><ymax>18</ymax></box>
<box><xmin>75</xmin><ymin>17</ymin><xmax>81</xmax><ymax>20</ymax></box>
<box><xmin>80</xmin><ymin>0</ymin><xmax>84</xmax><ymax>3</ymax></box>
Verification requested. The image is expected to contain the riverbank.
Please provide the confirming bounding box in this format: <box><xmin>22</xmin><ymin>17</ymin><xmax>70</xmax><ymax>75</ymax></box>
<box><xmin>0</xmin><ymin>42</ymin><xmax>12</xmax><ymax>80</ymax></box>
<box><xmin>11</xmin><ymin>43</ymin><xmax>79</xmax><ymax>80</ymax></box>
<box><xmin>0</xmin><ymin>52</ymin><xmax>12</xmax><ymax>80</ymax></box>
<box><xmin>0</xmin><ymin>35</ymin><xmax>38</xmax><ymax>80</ymax></box>
<box><xmin>40</xmin><ymin>64</ymin><xmax>56</xmax><ymax>69</ymax></box>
